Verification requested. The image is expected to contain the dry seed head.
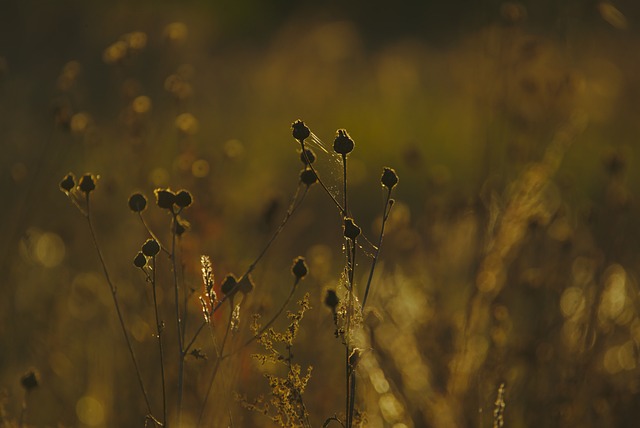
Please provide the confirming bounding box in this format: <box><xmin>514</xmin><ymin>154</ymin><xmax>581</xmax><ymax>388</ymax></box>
<box><xmin>324</xmin><ymin>288</ymin><xmax>339</xmax><ymax>310</ymax></box>
<box><xmin>155</xmin><ymin>188</ymin><xmax>176</xmax><ymax>209</ymax></box>
<box><xmin>381</xmin><ymin>167</ymin><xmax>399</xmax><ymax>190</ymax></box>
<box><xmin>343</xmin><ymin>217</ymin><xmax>361</xmax><ymax>240</ymax></box>
<box><xmin>300</xmin><ymin>168</ymin><xmax>317</xmax><ymax>186</ymax></box>
<box><xmin>20</xmin><ymin>370</ymin><xmax>39</xmax><ymax>391</ymax></box>
<box><xmin>333</xmin><ymin>129</ymin><xmax>354</xmax><ymax>155</ymax></box>
<box><xmin>60</xmin><ymin>173</ymin><xmax>75</xmax><ymax>193</ymax></box>
<box><xmin>142</xmin><ymin>239</ymin><xmax>160</xmax><ymax>257</ymax></box>
<box><xmin>174</xmin><ymin>217</ymin><xmax>190</xmax><ymax>236</ymax></box>
<box><xmin>78</xmin><ymin>174</ymin><xmax>97</xmax><ymax>194</ymax></box>
<box><xmin>133</xmin><ymin>251</ymin><xmax>147</xmax><ymax>268</ymax></box>
<box><xmin>300</xmin><ymin>147</ymin><xmax>316</xmax><ymax>165</ymax></box>
<box><xmin>221</xmin><ymin>274</ymin><xmax>238</xmax><ymax>296</ymax></box>
<box><xmin>175</xmin><ymin>189</ymin><xmax>193</xmax><ymax>208</ymax></box>
<box><xmin>238</xmin><ymin>274</ymin><xmax>255</xmax><ymax>295</ymax></box>
<box><xmin>292</xmin><ymin>119</ymin><xmax>311</xmax><ymax>142</ymax></box>
<box><xmin>128</xmin><ymin>193</ymin><xmax>147</xmax><ymax>212</ymax></box>
<box><xmin>291</xmin><ymin>256</ymin><xmax>308</xmax><ymax>280</ymax></box>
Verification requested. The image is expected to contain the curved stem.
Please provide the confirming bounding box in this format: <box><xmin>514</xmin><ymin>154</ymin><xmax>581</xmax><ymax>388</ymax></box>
<box><xmin>150</xmin><ymin>256</ymin><xmax>167</xmax><ymax>427</ymax></box>
<box><xmin>300</xmin><ymin>141</ymin><xmax>344</xmax><ymax>214</ymax></box>
<box><xmin>137</xmin><ymin>212</ymin><xmax>171</xmax><ymax>256</ymax></box>
<box><xmin>362</xmin><ymin>188</ymin><xmax>394</xmax><ymax>310</ymax></box>
<box><xmin>84</xmin><ymin>194</ymin><xmax>155</xmax><ymax>419</ymax></box>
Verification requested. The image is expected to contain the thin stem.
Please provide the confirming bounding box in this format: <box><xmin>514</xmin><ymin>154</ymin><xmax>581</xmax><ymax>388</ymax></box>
<box><xmin>342</xmin><ymin>153</ymin><xmax>348</xmax><ymax>216</ymax></box>
<box><xmin>150</xmin><ymin>257</ymin><xmax>167</xmax><ymax>427</ymax></box>
<box><xmin>185</xmin><ymin>183</ymin><xmax>308</xmax><ymax>353</ymax></box>
<box><xmin>362</xmin><ymin>188</ymin><xmax>394</xmax><ymax>310</ymax></box>
<box><xmin>243</xmin><ymin>183</ymin><xmax>307</xmax><ymax>278</ymax></box>
<box><xmin>170</xmin><ymin>213</ymin><xmax>185</xmax><ymax>427</ymax></box>
<box><xmin>137</xmin><ymin>212</ymin><xmax>171</xmax><ymax>256</ymax></box>
<box><xmin>300</xmin><ymin>141</ymin><xmax>344</xmax><ymax>214</ymax></box>
<box><xmin>84</xmin><ymin>194</ymin><xmax>155</xmax><ymax>418</ymax></box>
<box><xmin>240</xmin><ymin>278</ymin><xmax>299</xmax><ymax>351</ymax></box>
<box><xmin>196</xmin><ymin>306</ymin><xmax>234</xmax><ymax>426</ymax></box>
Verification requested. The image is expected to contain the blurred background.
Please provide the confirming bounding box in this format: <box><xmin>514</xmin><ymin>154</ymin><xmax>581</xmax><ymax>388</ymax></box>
<box><xmin>1</xmin><ymin>0</ymin><xmax>640</xmax><ymax>426</ymax></box>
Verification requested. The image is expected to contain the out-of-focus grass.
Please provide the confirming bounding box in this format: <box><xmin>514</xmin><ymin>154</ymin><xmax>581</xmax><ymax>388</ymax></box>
<box><xmin>2</xmin><ymin>1</ymin><xmax>640</xmax><ymax>427</ymax></box>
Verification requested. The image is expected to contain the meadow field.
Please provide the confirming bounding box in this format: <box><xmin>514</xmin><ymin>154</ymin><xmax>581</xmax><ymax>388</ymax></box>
<box><xmin>1</xmin><ymin>1</ymin><xmax>640</xmax><ymax>427</ymax></box>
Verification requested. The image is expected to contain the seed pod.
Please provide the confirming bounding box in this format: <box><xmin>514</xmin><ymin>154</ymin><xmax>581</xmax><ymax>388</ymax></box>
<box><xmin>155</xmin><ymin>188</ymin><xmax>176</xmax><ymax>209</ymax></box>
<box><xmin>78</xmin><ymin>174</ymin><xmax>96</xmax><ymax>194</ymax></box>
<box><xmin>174</xmin><ymin>217</ymin><xmax>190</xmax><ymax>236</ymax></box>
<box><xmin>292</xmin><ymin>119</ymin><xmax>310</xmax><ymax>142</ymax></box>
<box><xmin>133</xmin><ymin>251</ymin><xmax>147</xmax><ymax>268</ymax></box>
<box><xmin>381</xmin><ymin>167</ymin><xmax>398</xmax><ymax>190</ymax></box>
<box><xmin>175</xmin><ymin>189</ymin><xmax>193</xmax><ymax>208</ymax></box>
<box><xmin>324</xmin><ymin>289</ymin><xmax>339</xmax><ymax>310</ymax></box>
<box><xmin>60</xmin><ymin>173</ymin><xmax>75</xmax><ymax>192</ymax></box>
<box><xmin>221</xmin><ymin>274</ymin><xmax>238</xmax><ymax>296</ymax></box>
<box><xmin>238</xmin><ymin>274</ymin><xmax>254</xmax><ymax>294</ymax></box>
<box><xmin>142</xmin><ymin>239</ymin><xmax>160</xmax><ymax>257</ymax></box>
<box><xmin>300</xmin><ymin>168</ymin><xmax>317</xmax><ymax>186</ymax></box>
<box><xmin>343</xmin><ymin>217</ymin><xmax>361</xmax><ymax>240</ymax></box>
<box><xmin>128</xmin><ymin>193</ymin><xmax>147</xmax><ymax>212</ymax></box>
<box><xmin>333</xmin><ymin>129</ymin><xmax>354</xmax><ymax>155</ymax></box>
<box><xmin>300</xmin><ymin>147</ymin><xmax>316</xmax><ymax>165</ymax></box>
<box><xmin>291</xmin><ymin>256</ymin><xmax>308</xmax><ymax>280</ymax></box>
<box><xmin>20</xmin><ymin>370</ymin><xmax>39</xmax><ymax>391</ymax></box>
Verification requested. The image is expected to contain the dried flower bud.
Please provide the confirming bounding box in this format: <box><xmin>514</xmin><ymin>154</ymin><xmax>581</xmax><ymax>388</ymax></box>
<box><xmin>333</xmin><ymin>129</ymin><xmax>354</xmax><ymax>155</ymax></box>
<box><xmin>60</xmin><ymin>173</ymin><xmax>75</xmax><ymax>192</ymax></box>
<box><xmin>292</xmin><ymin>119</ymin><xmax>310</xmax><ymax>142</ymax></box>
<box><xmin>175</xmin><ymin>190</ymin><xmax>193</xmax><ymax>208</ymax></box>
<box><xmin>300</xmin><ymin>148</ymin><xmax>316</xmax><ymax>165</ymax></box>
<box><xmin>20</xmin><ymin>370</ymin><xmax>39</xmax><ymax>391</ymax></box>
<box><xmin>238</xmin><ymin>274</ymin><xmax>254</xmax><ymax>294</ymax></box>
<box><xmin>174</xmin><ymin>217</ymin><xmax>190</xmax><ymax>236</ymax></box>
<box><xmin>128</xmin><ymin>193</ymin><xmax>147</xmax><ymax>212</ymax></box>
<box><xmin>381</xmin><ymin>167</ymin><xmax>398</xmax><ymax>190</ymax></box>
<box><xmin>291</xmin><ymin>256</ymin><xmax>308</xmax><ymax>280</ymax></box>
<box><xmin>300</xmin><ymin>168</ymin><xmax>317</xmax><ymax>186</ymax></box>
<box><xmin>79</xmin><ymin>174</ymin><xmax>96</xmax><ymax>193</ymax></box>
<box><xmin>155</xmin><ymin>188</ymin><xmax>176</xmax><ymax>209</ymax></box>
<box><xmin>324</xmin><ymin>289</ymin><xmax>339</xmax><ymax>310</ymax></box>
<box><xmin>142</xmin><ymin>239</ymin><xmax>160</xmax><ymax>257</ymax></box>
<box><xmin>343</xmin><ymin>217</ymin><xmax>361</xmax><ymax>240</ymax></box>
<box><xmin>133</xmin><ymin>251</ymin><xmax>147</xmax><ymax>268</ymax></box>
<box><xmin>221</xmin><ymin>274</ymin><xmax>238</xmax><ymax>296</ymax></box>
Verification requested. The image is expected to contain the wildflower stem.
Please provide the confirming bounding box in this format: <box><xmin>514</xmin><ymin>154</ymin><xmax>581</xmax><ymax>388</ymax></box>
<box><xmin>300</xmin><ymin>141</ymin><xmax>344</xmax><ymax>214</ymax></box>
<box><xmin>137</xmin><ymin>212</ymin><xmax>171</xmax><ymax>256</ymax></box>
<box><xmin>196</xmin><ymin>309</ymin><xmax>233</xmax><ymax>427</ymax></box>
<box><xmin>362</xmin><ymin>188</ymin><xmax>394</xmax><ymax>310</ymax></box>
<box><xmin>83</xmin><ymin>194</ymin><xmax>155</xmax><ymax>420</ymax></box>
<box><xmin>170</xmin><ymin>214</ymin><xmax>185</xmax><ymax>427</ymax></box>
<box><xmin>150</xmin><ymin>256</ymin><xmax>168</xmax><ymax>427</ymax></box>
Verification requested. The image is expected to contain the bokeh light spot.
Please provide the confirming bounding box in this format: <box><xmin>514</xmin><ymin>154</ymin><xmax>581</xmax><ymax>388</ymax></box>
<box><xmin>191</xmin><ymin>159</ymin><xmax>210</xmax><ymax>178</ymax></box>
<box><xmin>35</xmin><ymin>232</ymin><xmax>65</xmax><ymax>268</ymax></box>
<box><xmin>76</xmin><ymin>396</ymin><xmax>105</xmax><ymax>426</ymax></box>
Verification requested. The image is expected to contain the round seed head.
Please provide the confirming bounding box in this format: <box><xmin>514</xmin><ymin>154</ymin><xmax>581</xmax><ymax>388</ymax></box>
<box><xmin>133</xmin><ymin>251</ymin><xmax>147</xmax><ymax>268</ymax></box>
<box><xmin>78</xmin><ymin>174</ymin><xmax>96</xmax><ymax>194</ymax></box>
<box><xmin>128</xmin><ymin>193</ymin><xmax>147</xmax><ymax>212</ymax></box>
<box><xmin>175</xmin><ymin>189</ymin><xmax>193</xmax><ymax>208</ymax></box>
<box><xmin>343</xmin><ymin>217</ymin><xmax>361</xmax><ymax>240</ymax></box>
<box><xmin>300</xmin><ymin>168</ymin><xmax>317</xmax><ymax>186</ymax></box>
<box><xmin>333</xmin><ymin>129</ymin><xmax>354</xmax><ymax>155</ymax></box>
<box><xmin>142</xmin><ymin>238</ymin><xmax>160</xmax><ymax>257</ymax></box>
<box><xmin>300</xmin><ymin>148</ymin><xmax>316</xmax><ymax>165</ymax></box>
<box><xmin>174</xmin><ymin>217</ymin><xmax>190</xmax><ymax>236</ymax></box>
<box><xmin>59</xmin><ymin>173</ymin><xmax>75</xmax><ymax>192</ymax></box>
<box><xmin>381</xmin><ymin>167</ymin><xmax>399</xmax><ymax>190</ymax></box>
<box><xmin>291</xmin><ymin>256</ymin><xmax>308</xmax><ymax>280</ymax></box>
<box><xmin>155</xmin><ymin>188</ymin><xmax>176</xmax><ymax>209</ymax></box>
<box><xmin>238</xmin><ymin>274</ymin><xmax>254</xmax><ymax>295</ymax></box>
<box><xmin>292</xmin><ymin>119</ymin><xmax>310</xmax><ymax>142</ymax></box>
<box><xmin>20</xmin><ymin>370</ymin><xmax>39</xmax><ymax>391</ymax></box>
<box><xmin>324</xmin><ymin>289</ymin><xmax>339</xmax><ymax>310</ymax></box>
<box><xmin>221</xmin><ymin>274</ymin><xmax>238</xmax><ymax>296</ymax></box>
